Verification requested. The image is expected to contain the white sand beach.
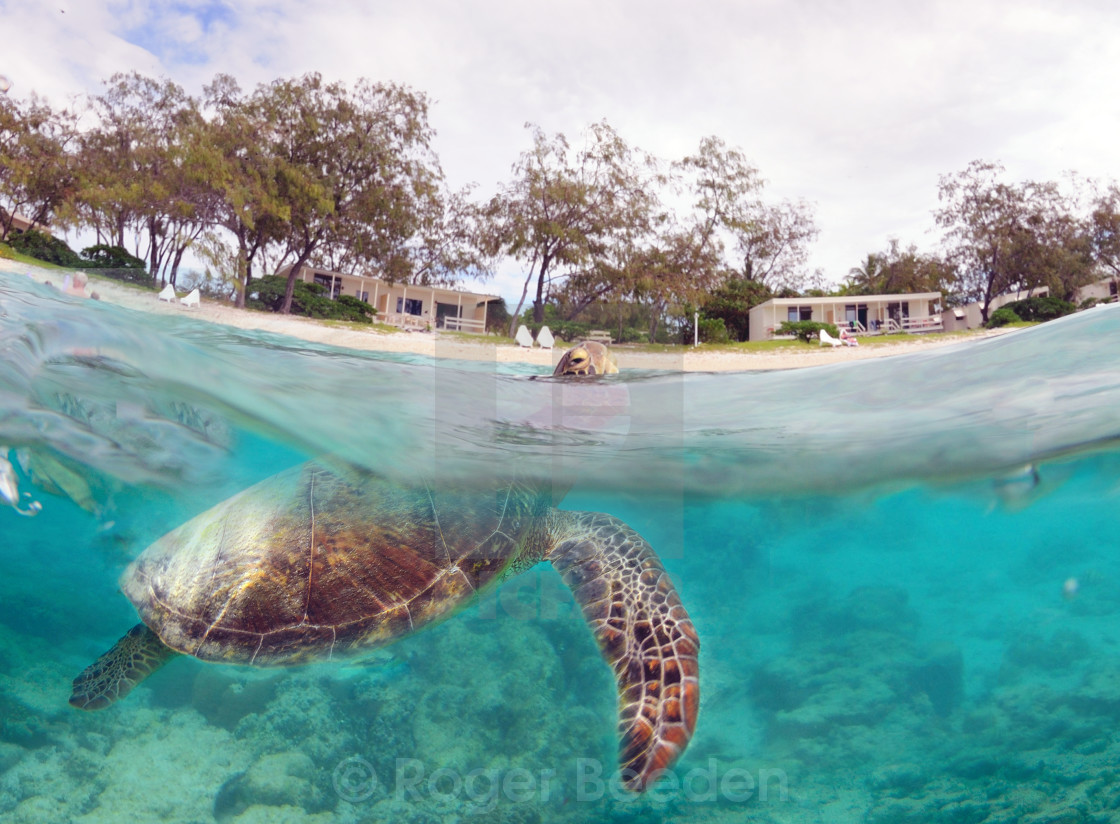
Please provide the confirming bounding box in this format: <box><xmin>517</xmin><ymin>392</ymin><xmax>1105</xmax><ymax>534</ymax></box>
<box><xmin>3</xmin><ymin>259</ymin><xmax>1007</xmax><ymax>371</ymax></box>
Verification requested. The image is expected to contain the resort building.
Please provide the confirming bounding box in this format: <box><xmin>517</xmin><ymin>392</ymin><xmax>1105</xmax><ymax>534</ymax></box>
<box><xmin>1075</xmin><ymin>276</ymin><xmax>1120</xmax><ymax>305</ymax></box>
<box><xmin>748</xmin><ymin>292</ymin><xmax>943</xmax><ymax>340</ymax></box>
<box><xmin>277</xmin><ymin>265</ymin><xmax>499</xmax><ymax>332</ymax></box>
<box><xmin>1</xmin><ymin>211</ymin><xmax>51</xmax><ymax>239</ymax></box>
<box><xmin>940</xmin><ymin>288</ymin><xmax>1049</xmax><ymax>332</ymax></box>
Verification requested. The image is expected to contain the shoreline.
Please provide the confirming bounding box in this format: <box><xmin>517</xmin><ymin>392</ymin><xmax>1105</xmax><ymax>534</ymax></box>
<box><xmin>1</xmin><ymin>259</ymin><xmax>1007</xmax><ymax>372</ymax></box>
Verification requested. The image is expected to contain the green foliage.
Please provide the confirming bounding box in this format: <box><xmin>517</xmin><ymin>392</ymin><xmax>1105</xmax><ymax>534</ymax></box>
<box><xmin>6</xmin><ymin>228</ymin><xmax>83</xmax><ymax>267</ymax></box>
<box><xmin>79</xmin><ymin>244</ymin><xmax>150</xmax><ymax>285</ymax></box>
<box><xmin>700</xmin><ymin>278</ymin><xmax>771</xmax><ymax>340</ymax></box>
<box><xmin>335</xmin><ymin>294</ymin><xmax>377</xmax><ymax>321</ymax></box>
<box><xmin>1000</xmin><ymin>295</ymin><xmax>1075</xmax><ymax>322</ymax></box>
<box><xmin>81</xmin><ymin>244</ymin><xmax>145</xmax><ymax>269</ymax></box>
<box><xmin>777</xmin><ymin>320</ymin><xmax>839</xmax><ymax>343</ymax></box>
<box><xmin>986</xmin><ymin>307</ymin><xmax>1021</xmax><ymax>328</ymax></box>
<box><xmin>695</xmin><ymin>317</ymin><xmax>730</xmax><ymax>344</ymax></box>
<box><xmin>247</xmin><ymin>275</ymin><xmax>375</xmax><ymax>323</ymax></box>
<box><xmin>518</xmin><ymin>301</ymin><xmax>656</xmax><ymax>343</ymax></box>
<box><xmin>483</xmin><ymin>298</ymin><xmax>510</xmax><ymax>334</ymax></box>
<box><xmin>523</xmin><ymin>319</ymin><xmax>590</xmax><ymax>343</ymax></box>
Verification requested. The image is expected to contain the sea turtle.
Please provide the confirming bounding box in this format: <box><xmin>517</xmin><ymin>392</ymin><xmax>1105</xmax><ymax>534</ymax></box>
<box><xmin>553</xmin><ymin>340</ymin><xmax>619</xmax><ymax>375</ymax></box>
<box><xmin>70</xmin><ymin>343</ymin><xmax>699</xmax><ymax>791</ymax></box>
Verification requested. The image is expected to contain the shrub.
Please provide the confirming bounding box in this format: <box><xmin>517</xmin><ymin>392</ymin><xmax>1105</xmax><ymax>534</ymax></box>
<box><xmin>247</xmin><ymin>275</ymin><xmax>375</xmax><ymax>323</ymax></box>
<box><xmin>680</xmin><ymin>316</ymin><xmax>730</xmax><ymax>344</ymax></box>
<box><xmin>6</xmin><ymin>229</ymin><xmax>84</xmax><ymax>267</ymax></box>
<box><xmin>777</xmin><ymin>320</ymin><xmax>839</xmax><ymax>343</ymax></box>
<box><xmin>1001</xmin><ymin>296</ymin><xmax>1075</xmax><ymax>322</ymax></box>
<box><xmin>335</xmin><ymin>294</ymin><xmax>376</xmax><ymax>321</ymax></box>
<box><xmin>615</xmin><ymin>326</ymin><xmax>648</xmax><ymax>344</ymax></box>
<box><xmin>483</xmin><ymin>298</ymin><xmax>510</xmax><ymax>334</ymax></box>
<box><xmin>700</xmin><ymin>278</ymin><xmax>771</xmax><ymax>341</ymax></box>
<box><xmin>81</xmin><ymin>244</ymin><xmax>146</xmax><ymax>269</ymax></box>
<box><xmin>986</xmin><ymin>307</ymin><xmax>1021</xmax><ymax>328</ymax></box>
<box><xmin>525</xmin><ymin>320</ymin><xmax>590</xmax><ymax>342</ymax></box>
<box><xmin>76</xmin><ymin>244</ymin><xmax>151</xmax><ymax>285</ymax></box>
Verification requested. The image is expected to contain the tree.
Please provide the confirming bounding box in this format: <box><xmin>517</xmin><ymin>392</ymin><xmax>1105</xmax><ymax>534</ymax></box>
<box><xmin>699</xmin><ymin>277</ymin><xmax>772</xmax><ymax>341</ymax></box>
<box><xmin>76</xmin><ymin>73</ymin><xmax>221</xmax><ymax>286</ymax></box>
<box><xmin>202</xmin><ymin>74</ymin><xmax>289</xmax><ymax>307</ymax></box>
<box><xmin>935</xmin><ymin>160</ymin><xmax>1089</xmax><ymax>322</ymax></box>
<box><xmin>628</xmin><ymin>226</ymin><xmax>724</xmax><ymax>343</ymax></box>
<box><xmin>676</xmin><ymin>136</ymin><xmax>817</xmax><ymax>292</ymax></box>
<box><xmin>483</xmin><ymin>122</ymin><xmax>658</xmax><ymax>332</ymax></box>
<box><xmin>1007</xmin><ymin>186</ymin><xmax>1095</xmax><ymax>302</ymax></box>
<box><xmin>1088</xmin><ymin>183</ymin><xmax>1120</xmax><ymax>278</ymax></box>
<box><xmin>0</xmin><ymin>93</ymin><xmax>76</xmax><ymax>240</ymax></box>
<box><xmin>252</xmin><ymin>73</ymin><xmax>442</xmax><ymax>314</ymax></box>
<box><xmin>844</xmin><ymin>252</ymin><xmax>888</xmax><ymax>294</ymax></box>
<box><xmin>844</xmin><ymin>240</ymin><xmax>955</xmax><ymax>296</ymax></box>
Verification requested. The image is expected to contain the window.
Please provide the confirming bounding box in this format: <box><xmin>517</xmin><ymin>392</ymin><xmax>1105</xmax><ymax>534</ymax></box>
<box><xmin>313</xmin><ymin>274</ymin><xmax>340</xmax><ymax>299</ymax></box>
<box><xmin>787</xmin><ymin>306</ymin><xmax>812</xmax><ymax>322</ymax></box>
<box><xmin>1111</xmin><ymin>281</ymin><xmax>1118</xmax><ymax>297</ymax></box>
<box><xmin>396</xmin><ymin>297</ymin><xmax>423</xmax><ymax>316</ymax></box>
<box><xmin>357</xmin><ymin>291</ymin><xmax>369</xmax><ymax>303</ymax></box>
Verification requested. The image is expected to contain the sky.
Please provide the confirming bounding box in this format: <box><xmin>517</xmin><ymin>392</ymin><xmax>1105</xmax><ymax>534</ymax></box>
<box><xmin>3</xmin><ymin>0</ymin><xmax>1120</xmax><ymax>306</ymax></box>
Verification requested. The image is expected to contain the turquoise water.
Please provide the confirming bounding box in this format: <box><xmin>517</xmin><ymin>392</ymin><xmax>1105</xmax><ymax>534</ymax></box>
<box><xmin>2</xmin><ymin>269</ymin><xmax>1120</xmax><ymax>823</ymax></box>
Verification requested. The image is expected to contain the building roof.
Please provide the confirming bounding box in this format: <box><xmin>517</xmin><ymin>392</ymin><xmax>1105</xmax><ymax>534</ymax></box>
<box><xmin>754</xmin><ymin>292</ymin><xmax>941</xmax><ymax>308</ymax></box>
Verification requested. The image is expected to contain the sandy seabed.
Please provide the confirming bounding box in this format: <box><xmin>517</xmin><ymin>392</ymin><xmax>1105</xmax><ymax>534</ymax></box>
<box><xmin>3</xmin><ymin>260</ymin><xmax>1004</xmax><ymax>371</ymax></box>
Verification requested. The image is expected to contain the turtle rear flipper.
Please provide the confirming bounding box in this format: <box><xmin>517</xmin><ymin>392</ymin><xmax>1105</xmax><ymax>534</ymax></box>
<box><xmin>550</xmin><ymin>513</ymin><xmax>699</xmax><ymax>791</ymax></box>
<box><xmin>70</xmin><ymin>623</ymin><xmax>178</xmax><ymax>710</ymax></box>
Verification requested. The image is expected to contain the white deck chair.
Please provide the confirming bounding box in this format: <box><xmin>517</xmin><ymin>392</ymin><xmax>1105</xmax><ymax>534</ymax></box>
<box><xmin>536</xmin><ymin>325</ymin><xmax>555</xmax><ymax>350</ymax></box>
<box><xmin>157</xmin><ymin>284</ymin><xmax>177</xmax><ymax>303</ymax></box>
<box><xmin>819</xmin><ymin>328</ymin><xmax>842</xmax><ymax>348</ymax></box>
<box><xmin>515</xmin><ymin>324</ymin><xmax>534</xmax><ymax>348</ymax></box>
<box><xmin>180</xmin><ymin>288</ymin><xmax>201</xmax><ymax>309</ymax></box>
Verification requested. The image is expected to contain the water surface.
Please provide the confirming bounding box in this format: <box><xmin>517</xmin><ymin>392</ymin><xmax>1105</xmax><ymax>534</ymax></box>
<box><xmin>2</xmin><ymin>270</ymin><xmax>1119</xmax><ymax>823</ymax></box>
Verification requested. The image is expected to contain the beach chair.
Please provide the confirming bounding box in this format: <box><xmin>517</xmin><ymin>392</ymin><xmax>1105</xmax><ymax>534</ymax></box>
<box><xmin>515</xmin><ymin>325</ymin><xmax>534</xmax><ymax>348</ymax></box>
<box><xmin>158</xmin><ymin>284</ymin><xmax>177</xmax><ymax>303</ymax></box>
<box><xmin>819</xmin><ymin>329</ymin><xmax>842</xmax><ymax>348</ymax></box>
<box><xmin>537</xmin><ymin>325</ymin><xmax>555</xmax><ymax>350</ymax></box>
<box><xmin>181</xmin><ymin>288</ymin><xmax>201</xmax><ymax>309</ymax></box>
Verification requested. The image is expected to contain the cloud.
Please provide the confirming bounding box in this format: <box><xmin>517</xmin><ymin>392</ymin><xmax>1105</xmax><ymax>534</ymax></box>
<box><xmin>5</xmin><ymin>0</ymin><xmax>1120</xmax><ymax>304</ymax></box>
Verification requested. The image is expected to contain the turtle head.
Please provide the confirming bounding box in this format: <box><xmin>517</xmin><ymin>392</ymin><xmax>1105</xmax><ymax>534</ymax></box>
<box><xmin>553</xmin><ymin>341</ymin><xmax>619</xmax><ymax>377</ymax></box>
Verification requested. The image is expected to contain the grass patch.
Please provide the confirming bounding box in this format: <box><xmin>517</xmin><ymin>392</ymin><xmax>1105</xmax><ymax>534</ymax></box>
<box><xmin>314</xmin><ymin>317</ymin><xmax>401</xmax><ymax>334</ymax></box>
<box><xmin>0</xmin><ymin>241</ymin><xmax>73</xmax><ymax>270</ymax></box>
<box><xmin>1</xmin><ymin>242</ymin><xmax>159</xmax><ymax>292</ymax></box>
<box><xmin>617</xmin><ymin>328</ymin><xmax>1005</xmax><ymax>354</ymax></box>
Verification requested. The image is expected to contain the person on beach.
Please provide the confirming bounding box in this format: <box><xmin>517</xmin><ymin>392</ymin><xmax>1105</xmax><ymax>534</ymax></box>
<box><xmin>65</xmin><ymin>271</ymin><xmax>89</xmax><ymax>298</ymax></box>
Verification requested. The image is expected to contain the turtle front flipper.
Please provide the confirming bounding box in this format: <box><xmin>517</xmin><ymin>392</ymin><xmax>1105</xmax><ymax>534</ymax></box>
<box><xmin>70</xmin><ymin>623</ymin><xmax>178</xmax><ymax>710</ymax></box>
<box><xmin>549</xmin><ymin>512</ymin><xmax>699</xmax><ymax>791</ymax></box>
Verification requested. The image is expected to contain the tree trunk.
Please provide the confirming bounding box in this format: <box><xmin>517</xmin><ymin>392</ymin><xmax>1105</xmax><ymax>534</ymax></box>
<box><xmin>282</xmin><ymin>255</ymin><xmax>310</xmax><ymax>315</ymax></box>
<box><xmin>233</xmin><ymin>229</ymin><xmax>250</xmax><ymax>309</ymax></box>
<box><xmin>168</xmin><ymin>246</ymin><xmax>187</xmax><ymax>288</ymax></box>
<box><xmin>647</xmin><ymin>298</ymin><xmax>665</xmax><ymax>343</ymax></box>
<box><xmin>532</xmin><ymin>253</ymin><xmax>552</xmax><ymax>324</ymax></box>
<box><xmin>508</xmin><ymin>267</ymin><xmax>534</xmax><ymax>338</ymax></box>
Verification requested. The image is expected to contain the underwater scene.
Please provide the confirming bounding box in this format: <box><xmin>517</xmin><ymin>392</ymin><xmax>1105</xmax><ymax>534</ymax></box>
<box><xmin>2</xmin><ymin>269</ymin><xmax>1120</xmax><ymax>823</ymax></box>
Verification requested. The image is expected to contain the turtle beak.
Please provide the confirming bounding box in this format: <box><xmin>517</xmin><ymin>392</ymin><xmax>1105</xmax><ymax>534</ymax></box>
<box><xmin>555</xmin><ymin>346</ymin><xmax>592</xmax><ymax>376</ymax></box>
